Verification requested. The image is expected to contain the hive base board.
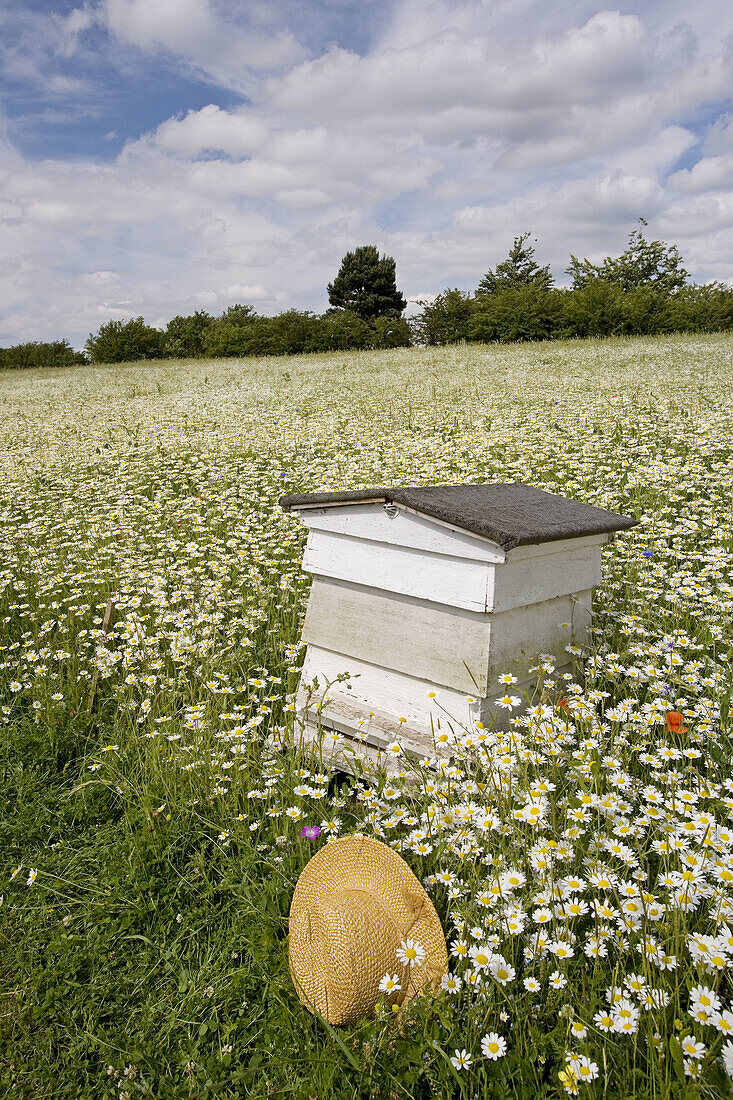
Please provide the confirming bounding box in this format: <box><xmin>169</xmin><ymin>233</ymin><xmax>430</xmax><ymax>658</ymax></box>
<box><xmin>298</xmin><ymin>643</ymin><xmax>575</xmax><ymax>737</ymax></box>
<box><xmin>294</xmin><ymin>663</ymin><xmax>575</xmax><ymax>777</ymax></box>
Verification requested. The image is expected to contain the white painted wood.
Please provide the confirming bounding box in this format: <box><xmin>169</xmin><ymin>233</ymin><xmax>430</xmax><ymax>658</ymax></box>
<box><xmin>303</xmin><ymin>529</ymin><xmax>494</xmax><ymax>612</ymax></box>
<box><xmin>300</xmin><ymin>636</ymin><xmax>576</xmax><ymax>729</ymax></box>
<box><xmin>486</xmin><ymin>590</ymin><xmax>592</xmax><ymax>680</ymax></box>
<box><xmin>301</xmin><ymin>577</ymin><xmax>592</xmax><ymax>694</ymax></box>
<box><xmin>298</xmin><ymin>642</ymin><xmax>473</xmax><ymax>730</ymax></box>
<box><xmin>302</xmin><ymin>577</ymin><xmax>493</xmax><ymax>693</ymax></box>
<box><xmin>302</xmin><ymin>510</ymin><xmax>608</xmax><ymax>613</ymax></box>
<box><xmin>502</xmin><ymin>532</ymin><xmax>612</xmax><ymax>562</ymax></box>
<box><xmin>300</xmin><ymin>504</ymin><xmax>506</xmax><ymax>562</ymax></box>
<box><xmin>295</xmin><ymin>648</ymin><xmax>577</xmax><ymax>774</ymax></box>
<box><xmin>491</xmin><ymin>548</ymin><xmax>601</xmax><ymax>611</ymax></box>
<box><xmin>290</xmin><ymin>501</ymin><xmax>611</xmax><ymax>773</ymax></box>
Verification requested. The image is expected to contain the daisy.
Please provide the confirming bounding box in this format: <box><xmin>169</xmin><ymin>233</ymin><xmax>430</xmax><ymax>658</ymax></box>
<box><xmin>481</xmin><ymin>1033</ymin><xmax>507</xmax><ymax>1060</ymax></box>
<box><xmin>396</xmin><ymin>939</ymin><xmax>425</xmax><ymax>968</ymax></box>
<box><xmin>469</xmin><ymin>945</ymin><xmax>493</xmax><ymax>971</ymax></box>
<box><xmin>680</xmin><ymin>1036</ymin><xmax>706</xmax><ymax>1061</ymax></box>
<box><xmin>490</xmin><ymin>959</ymin><xmax>515</xmax><ymax>984</ymax></box>
<box><xmin>378</xmin><ymin>974</ymin><xmax>402</xmax><ymax>995</ymax></box>
<box><xmin>441</xmin><ymin>973</ymin><xmax>462</xmax><ymax>994</ymax></box>
<box><xmin>450</xmin><ymin>1049</ymin><xmax>473</xmax><ymax>1070</ymax></box>
<box><xmin>721</xmin><ymin>1040</ymin><xmax>733</xmax><ymax>1079</ymax></box>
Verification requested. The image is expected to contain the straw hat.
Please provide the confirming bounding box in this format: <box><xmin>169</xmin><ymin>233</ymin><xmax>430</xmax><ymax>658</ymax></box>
<box><xmin>289</xmin><ymin>835</ymin><xmax>448</xmax><ymax>1025</ymax></box>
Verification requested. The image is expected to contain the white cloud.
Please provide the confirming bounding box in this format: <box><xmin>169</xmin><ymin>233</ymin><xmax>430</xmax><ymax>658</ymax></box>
<box><xmin>3</xmin><ymin>0</ymin><xmax>733</xmax><ymax>345</ymax></box>
<box><xmin>100</xmin><ymin>0</ymin><xmax>305</xmax><ymax>89</ymax></box>
<box><xmin>153</xmin><ymin>106</ymin><xmax>269</xmax><ymax>158</ymax></box>
<box><xmin>668</xmin><ymin>156</ymin><xmax>733</xmax><ymax>195</ymax></box>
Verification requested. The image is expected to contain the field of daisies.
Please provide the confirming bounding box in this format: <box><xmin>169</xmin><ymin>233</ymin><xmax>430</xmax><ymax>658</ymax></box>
<box><xmin>1</xmin><ymin>332</ymin><xmax>732</xmax><ymax>1099</ymax></box>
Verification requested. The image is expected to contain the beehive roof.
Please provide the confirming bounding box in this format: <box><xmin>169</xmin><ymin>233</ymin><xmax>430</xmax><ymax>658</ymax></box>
<box><xmin>280</xmin><ymin>482</ymin><xmax>638</xmax><ymax>550</ymax></box>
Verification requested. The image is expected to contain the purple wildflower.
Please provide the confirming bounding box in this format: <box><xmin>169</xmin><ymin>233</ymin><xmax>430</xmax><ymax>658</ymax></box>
<box><xmin>300</xmin><ymin>824</ymin><xmax>321</xmax><ymax>840</ymax></box>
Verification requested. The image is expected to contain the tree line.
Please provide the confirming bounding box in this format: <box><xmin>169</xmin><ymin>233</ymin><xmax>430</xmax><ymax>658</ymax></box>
<box><xmin>2</xmin><ymin>228</ymin><xmax>733</xmax><ymax>367</ymax></box>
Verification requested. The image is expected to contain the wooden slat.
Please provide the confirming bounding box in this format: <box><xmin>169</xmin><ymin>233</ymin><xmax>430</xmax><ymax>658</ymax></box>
<box><xmin>492</xmin><ymin>537</ymin><xmax>606</xmax><ymax>611</ymax></box>
<box><xmin>302</xmin><ymin>577</ymin><xmax>493</xmax><ymax>694</ymax></box>
<box><xmin>302</xmin><ymin>579</ymin><xmax>593</xmax><ymax>694</ymax></box>
<box><xmin>303</xmin><ymin>530</ymin><xmax>493</xmax><ymax>612</ymax></box>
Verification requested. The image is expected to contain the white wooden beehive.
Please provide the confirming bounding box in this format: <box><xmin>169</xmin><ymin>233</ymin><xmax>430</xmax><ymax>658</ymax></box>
<box><xmin>280</xmin><ymin>483</ymin><xmax>637</xmax><ymax>774</ymax></box>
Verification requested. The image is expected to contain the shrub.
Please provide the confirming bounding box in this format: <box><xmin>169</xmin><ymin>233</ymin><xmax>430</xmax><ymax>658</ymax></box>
<box><xmin>85</xmin><ymin>317</ymin><xmax>165</xmax><ymax>363</ymax></box>
<box><xmin>163</xmin><ymin>312</ymin><xmax>214</xmax><ymax>358</ymax></box>
<box><xmin>310</xmin><ymin>310</ymin><xmax>374</xmax><ymax>351</ymax></box>
<box><xmin>412</xmin><ymin>289</ymin><xmax>474</xmax><ymax>346</ymax></box>
<box><xmin>0</xmin><ymin>340</ymin><xmax>87</xmax><ymax>370</ymax></box>
<box><xmin>369</xmin><ymin>314</ymin><xmax>412</xmax><ymax>349</ymax></box>
<box><xmin>256</xmin><ymin>311</ymin><xmax>321</xmax><ymax>356</ymax></box>
<box><xmin>471</xmin><ymin>286</ymin><xmax>563</xmax><ymax>343</ymax></box>
<box><xmin>665</xmin><ymin>283</ymin><xmax>733</xmax><ymax>333</ymax></box>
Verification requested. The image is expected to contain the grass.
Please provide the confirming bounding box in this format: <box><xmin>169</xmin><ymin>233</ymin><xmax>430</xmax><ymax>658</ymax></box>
<box><xmin>0</xmin><ymin>332</ymin><xmax>732</xmax><ymax>1098</ymax></box>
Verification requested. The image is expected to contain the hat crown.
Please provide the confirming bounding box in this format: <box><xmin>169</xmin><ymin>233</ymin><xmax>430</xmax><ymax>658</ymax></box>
<box><xmin>291</xmin><ymin>887</ymin><xmax>410</xmax><ymax>1025</ymax></box>
<box><xmin>289</xmin><ymin>836</ymin><xmax>448</xmax><ymax>1025</ymax></box>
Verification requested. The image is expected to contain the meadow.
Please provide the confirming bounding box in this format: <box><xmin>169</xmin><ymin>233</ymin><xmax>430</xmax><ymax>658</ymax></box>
<box><xmin>1</xmin><ymin>332</ymin><xmax>732</xmax><ymax>1099</ymax></box>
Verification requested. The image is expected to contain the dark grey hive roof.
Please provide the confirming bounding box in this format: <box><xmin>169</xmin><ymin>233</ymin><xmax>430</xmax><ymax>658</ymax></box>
<box><xmin>280</xmin><ymin>482</ymin><xmax>638</xmax><ymax>550</ymax></box>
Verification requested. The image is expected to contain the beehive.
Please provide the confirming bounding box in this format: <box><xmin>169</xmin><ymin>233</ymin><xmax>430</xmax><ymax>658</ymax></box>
<box><xmin>280</xmin><ymin>483</ymin><xmax>637</xmax><ymax>773</ymax></box>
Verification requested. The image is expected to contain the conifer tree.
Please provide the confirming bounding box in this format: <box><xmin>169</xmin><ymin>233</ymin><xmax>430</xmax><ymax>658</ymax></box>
<box><xmin>477</xmin><ymin>232</ymin><xmax>554</xmax><ymax>295</ymax></box>
<box><xmin>327</xmin><ymin>246</ymin><xmax>406</xmax><ymax>320</ymax></box>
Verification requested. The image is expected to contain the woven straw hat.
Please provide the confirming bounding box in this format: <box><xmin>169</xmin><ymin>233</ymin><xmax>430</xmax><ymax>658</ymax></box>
<box><xmin>289</xmin><ymin>835</ymin><xmax>448</xmax><ymax>1025</ymax></box>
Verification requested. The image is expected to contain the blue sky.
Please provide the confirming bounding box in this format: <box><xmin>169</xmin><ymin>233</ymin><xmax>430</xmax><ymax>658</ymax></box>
<box><xmin>1</xmin><ymin>0</ymin><xmax>733</xmax><ymax>347</ymax></box>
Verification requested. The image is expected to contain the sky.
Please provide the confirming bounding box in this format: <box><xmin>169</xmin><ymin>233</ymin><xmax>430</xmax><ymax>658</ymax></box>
<box><xmin>1</xmin><ymin>0</ymin><xmax>733</xmax><ymax>348</ymax></box>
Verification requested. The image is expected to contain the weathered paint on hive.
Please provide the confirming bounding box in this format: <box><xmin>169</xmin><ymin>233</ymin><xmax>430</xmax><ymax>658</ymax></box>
<box><xmin>302</xmin><ymin>575</ymin><xmax>592</xmax><ymax>695</ymax></box>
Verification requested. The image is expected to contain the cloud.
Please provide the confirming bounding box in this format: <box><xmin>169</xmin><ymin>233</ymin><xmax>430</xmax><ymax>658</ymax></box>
<box><xmin>2</xmin><ymin>0</ymin><xmax>733</xmax><ymax>345</ymax></box>
<box><xmin>268</xmin><ymin>12</ymin><xmax>649</xmax><ymax>136</ymax></box>
<box><xmin>100</xmin><ymin>0</ymin><xmax>305</xmax><ymax>89</ymax></box>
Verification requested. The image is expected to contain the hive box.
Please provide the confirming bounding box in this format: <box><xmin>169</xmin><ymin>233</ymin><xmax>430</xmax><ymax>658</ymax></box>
<box><xmin>280</xmin><ymin>483</ymin><xmax>637</xmax><ymax>773</ymax></box>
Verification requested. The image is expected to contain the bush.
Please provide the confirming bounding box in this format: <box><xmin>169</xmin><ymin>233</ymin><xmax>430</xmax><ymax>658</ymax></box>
<box><xmin>471</xmin><ymin>286</ymin><xmax>563</xmax><ymax>343</ymax></box>
<box><xmin>85</xmin><ymin>317</ymin><xmax>165</xmax><ymax>363</ymax></box>
<box><xmin>665</xmin><ymin>283</ymin><xmax>733</xmax><ymax>333</ymax></box>
<box><xmin>256</xmin><ymin>311</ymin><xmax>321</xmax><ymax>356</ymax></box>
<box><xmin>558</xmin><ymin>281</ymin><xmax>629</xmax><ymax>338</ymax></box>
<box><xmin>310</xmin><ymin>310</ymin><xmax>374</xmax><ymax>352</ymax></box>
<box><xmin>0</xmin><ymin>340</ymin><xmax>87</xmax><ymax>370</ymax></box>
<box><xmin>369</xmin><ymin>314</ymin><xmax>412</xmax><ymax>349</ymax></box>
<box><xmin>412</xmin><ymin>289</ymin><xmax>473</xmax><ymax>346</ymax></box>
<box><xmin>163</xmin><ymin>312</ymin><xmax>214</xmax><ymax>358</ymax></box>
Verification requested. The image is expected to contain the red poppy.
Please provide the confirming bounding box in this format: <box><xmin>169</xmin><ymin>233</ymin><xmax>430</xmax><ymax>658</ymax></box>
<box><xmin>665</xmin><ymin>711</ymin><xmax>687</xmax><ymax>735</ymax></box>
<box><xmin>557</xmin><ymin>698</ymin><xmax>569</xmax><ymax>711</ymax></box>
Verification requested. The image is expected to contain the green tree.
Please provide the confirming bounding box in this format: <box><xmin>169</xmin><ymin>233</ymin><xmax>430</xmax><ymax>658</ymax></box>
<box><xmin>255</xmin><ymin>311</ymin><xmax>320</xmax><ymax>356</ymax></box>
<box><xmin>559</xmin><ymin>279</ymin><xmax>628</xmax><ymax>338</ymax></box>
<box><xmin>310</xmin><ymin>310</ymin><xmax>373</xmax><ymax>351</ymax></box>
<box><xmin>566</xmin><ymin>219</ymin><xmax>690</xmax><ymax>293</ymax></box>
<box><xmin>412</xmin><ymin>289</ymin><xmax>474</xmax><ymax>345</ymax></box>
<box><xmin>85</xmin><ymin>317</ymin><xmax>164</xmax><ymax>363</ymax></box>
<box><xmin>163</xmin><ymin>311</ymin><xmax>213</xmax><ymax>358</ymax></box>
<box><xmin>477</xmin><ymin>232</ymin><xmax>554</xmax><ymax>296</ymax></box>
<box><xmin>202</xmin><ymin>304</ymin><xmax>260</xmax><ymax>358</ymax></box>
<box><xmin>219</xmin><ymin>304</ymin><xmax>258</xmax><ymax>327</ymax></box>
<box><xmin>370</xmin><ymin>313</ymin><xmax>412</xmax><ymax>348</ymax></box>
<box><xmin>0</xmin><ymin>340</ymin><xmax>86</xmax><ymax>369</ymax></box>
<box><xmin>471</xmin><ymin>286</ymin><xmax>563</xmax><ymax>343</ymax></box>
<box><xmin>665</xmin><ymin>282</ymin><xmax>733</xmax><ymax>333</ymax></box>
<box><xmin>327</xmin><ymin>246</ymin><xmax>406</xmax><ymax>320</ymax></box>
